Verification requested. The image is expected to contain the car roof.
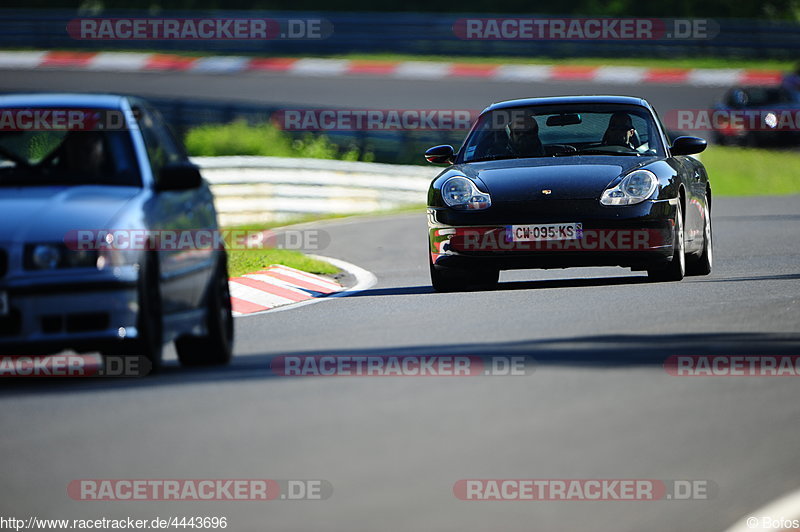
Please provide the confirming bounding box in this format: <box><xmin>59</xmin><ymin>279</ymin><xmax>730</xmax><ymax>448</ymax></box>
<box><xmin>483</xmin><ymin>95</ymin><xmax>651</xmax><ymax>114</ymax></box>
<box><xmin>0</xmin><ymin>93</ymin><xmax>129</xmax><ymax>110</ymax></box>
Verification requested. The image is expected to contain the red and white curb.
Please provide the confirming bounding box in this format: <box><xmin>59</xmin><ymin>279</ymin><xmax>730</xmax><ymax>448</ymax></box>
<box><xmin>0</xmin><ymin>51</ymin><xmax>783</xmax><ymax>86</ymax></box>
<box><xmin>229</xmin><ymin>256</ymin><xmax>376</xmax><ymax>317</ymax></box>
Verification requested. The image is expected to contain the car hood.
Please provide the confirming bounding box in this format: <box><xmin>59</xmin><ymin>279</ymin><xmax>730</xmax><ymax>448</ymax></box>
<box><xmin>457</xmin><ymin>157</ymin><xmax>651</xmax><ymax>201</ymax></box>
<box><xmin>0</xmin><ymin>186</ymin><xmax>141</xmax><ymax>244</ymax></box>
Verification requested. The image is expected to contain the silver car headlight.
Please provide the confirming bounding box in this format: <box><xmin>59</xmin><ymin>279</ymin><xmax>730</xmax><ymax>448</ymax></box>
<box><xmin>600</xmin><ymin>169</ymin><xmax>658</xmax><ymax>206</ymax></box>
<box><xmin>26</xmin><ymin>244</ymin><xmax>98</xmax><ymax>270</ymax></box>
<box><xmin>441</xmin><ymin>176</ymin><xmax>492</xmax><ymax>210</ymax></box>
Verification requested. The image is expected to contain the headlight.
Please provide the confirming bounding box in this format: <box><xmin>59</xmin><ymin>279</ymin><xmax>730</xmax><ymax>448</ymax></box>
<box><xmin>441</xmin><ymin>176</ymin><xmax>492</xmax><ymax>210</ymax></box>
<box><xmin>30</xmin><ymin>244</ymin><xmax>61</xmax><ymax>270</ymax></box>
<box><xmin>600</xmin><ymin>169</ymin><xmax>658</xmax><ymax>206</ymax></box>
<box><xmin>25</xmin><ymin>244</ymin><xmax>98</xmax><ymax>270</ymax></box>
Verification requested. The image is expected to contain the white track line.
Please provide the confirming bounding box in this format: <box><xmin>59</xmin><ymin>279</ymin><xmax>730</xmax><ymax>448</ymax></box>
<box><xmin>233</xmin><ymin>255</ymin><xmax>377</xmax><ymax>318</ymax></box>
<box><xmin>724</xmin><ymin>488</ymin><xmax>800</xmax><ymax>532</ymax></box>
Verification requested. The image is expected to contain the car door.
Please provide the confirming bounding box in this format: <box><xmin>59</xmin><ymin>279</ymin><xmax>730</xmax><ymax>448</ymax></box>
<box><xmin>135</xmin><ymin>105</ymin><xmax>213</xmax><ymax>313</ymax></box>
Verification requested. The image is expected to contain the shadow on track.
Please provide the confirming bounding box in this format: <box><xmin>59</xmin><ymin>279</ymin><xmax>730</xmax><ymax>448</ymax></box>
<box><xmin>2</xmin><ymin>332</ymin><xmax>798</xmax><ymax>397</ymax></box>
<box><xmin>350</xmin><ymin>275</ymin><xmax>650</xmax><ymax>297</ymax></box>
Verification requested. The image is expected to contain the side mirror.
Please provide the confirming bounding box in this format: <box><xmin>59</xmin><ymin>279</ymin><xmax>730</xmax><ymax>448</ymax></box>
<box><xmin>425</xmin><ymin>145</ymin><xmax>455</xmax><ymax>165</ymax></box>
<box><xmin>156</xmin><ymin>162</ymin><xmax>202</xmax><ymax>191</ymax></box>
<box><xmin>670</xmin><ymin>136</ymin><xmax>707</xmax><ymax>156</ymax></box>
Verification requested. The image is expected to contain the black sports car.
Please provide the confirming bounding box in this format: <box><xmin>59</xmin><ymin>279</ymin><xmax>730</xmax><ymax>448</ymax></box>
<box><xmin>425</xmin><ymin>95</ymin><xmax>712</xmax><ymax>292</ymax></box>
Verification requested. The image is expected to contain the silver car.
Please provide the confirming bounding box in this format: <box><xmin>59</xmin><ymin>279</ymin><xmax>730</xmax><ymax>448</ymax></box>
<box><xmin>0</xmin><ymin>93</ymin><xmax>233</xmax><ymax>370</ymax></box>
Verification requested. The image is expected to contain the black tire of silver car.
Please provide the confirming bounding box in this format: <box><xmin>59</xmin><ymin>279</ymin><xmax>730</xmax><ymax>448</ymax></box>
<box><xmin>135</xmin><ymin>252</ymin><xmax>164</xmax><ymax>370</ymax></box>
<box><xmin>686</xmin><ymin>197</ymin><xmax>713</xmax><ymax>276</ymax></box>
<box><xmin>175</xmin><ymin>254</ymin><xmax>234</xmax><ymax>366</ymax></box>
<box><xmin>648</xmin><ymin>202</ymin><xmax>686</xmax><ymax>282</ymax></box>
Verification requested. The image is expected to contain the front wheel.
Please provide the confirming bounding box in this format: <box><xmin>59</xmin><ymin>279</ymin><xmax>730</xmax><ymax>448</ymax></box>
<box><xmin>176</xmin><ymin>254</ymin><xmax>234</xmax><ymax>366</ymax></box>
<box><xmin>648</xmin><ymin>202</ymin><xmax>685</xmax><ymax>282</ymax></box>
<box><xmin>686</xmin><ymin>199</ymin><xmax>713</xmax><ymax>276</ymax></box>
<box><xmin>430</xmin><ymin>261</ymin><xmax>468</xmax><ymax>293</ymax></box>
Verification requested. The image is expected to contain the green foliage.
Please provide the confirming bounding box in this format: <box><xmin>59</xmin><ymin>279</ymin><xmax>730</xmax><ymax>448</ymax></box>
<box><xmin>184</xmin><ymin>120</ymin><xmax>374</xmax><ymax>161</ymax></box>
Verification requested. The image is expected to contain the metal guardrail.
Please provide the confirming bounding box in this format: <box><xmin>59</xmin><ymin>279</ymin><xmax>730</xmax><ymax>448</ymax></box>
<box><xmin>1</xmin><ymin>9</ymin><xmax>799</xmax><ymax>59</ymax></box>
<box><xmin>192</xmin><ymin>156</ymin><xmax>436</xmax><ymax>226</ymax></box>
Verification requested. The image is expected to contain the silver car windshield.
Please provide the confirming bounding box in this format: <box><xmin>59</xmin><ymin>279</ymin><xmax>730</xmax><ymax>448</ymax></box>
<box><xmin>0</xmin><ymin>126</ymin><xmax>141</xmax><ymax>187</ymax></box>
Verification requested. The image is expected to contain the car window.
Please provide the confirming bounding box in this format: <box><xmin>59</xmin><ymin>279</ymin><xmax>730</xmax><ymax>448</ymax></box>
<box><xmin>461</xmin><ymin>104</ymin><xmax>664</xmax><ymax>162</ymax></box>
<box><xmin>134</xmin><ymin>105</ymin><xmax>186</xmax><ymax>182</ymax></box>
<box><xmin>0</xmin><ymin>118</ymin><xmax>141</xmax><ymax>187</ymax></box>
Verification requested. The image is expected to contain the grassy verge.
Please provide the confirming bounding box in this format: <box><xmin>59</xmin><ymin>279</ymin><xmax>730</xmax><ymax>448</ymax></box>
<box><xmin>702</xmin><ymin>145</ymin><xmax>800</xmax><ymax>196</ymax></box>
<box><xmin>227</xmin><ymin>247</ymin><xmax>338</xmax><ymax>278</ymax></box>
<box><xmin>185</xmin><ymin>120</ymin><xmax>373</xmax><ymax>161</ymax></box>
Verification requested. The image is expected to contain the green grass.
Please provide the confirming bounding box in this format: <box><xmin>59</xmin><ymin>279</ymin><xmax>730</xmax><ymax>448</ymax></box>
<box><xmin>702</xmin><ymin>145</ymin><xmax>800</xmax><ymax>196</ymax></box>
<box><xmin>227</xmin><ymin>247</ymin><xmax>338</xmax><ymax>278</ymax></box>
<box><xmin>185</xmin><ymin>120</ymin><xmax>373</xmax><ymax>161</ymax></box>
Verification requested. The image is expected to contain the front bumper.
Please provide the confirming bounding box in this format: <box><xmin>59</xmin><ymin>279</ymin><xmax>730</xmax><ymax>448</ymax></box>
<box><xmin>428</xmin><ymin>199</ymin><xmax>677</xmax><ymax>272</ymax></box>
<box><xmin>0</xmin><ymin>276</ymin><xmax>139</xmax><ymax>355</ymax></box>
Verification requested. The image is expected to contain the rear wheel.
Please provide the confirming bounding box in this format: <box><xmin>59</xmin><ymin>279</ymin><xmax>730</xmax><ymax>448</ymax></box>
<box><xmin>648</xmin><ymin>202</ymin><xmax>685</xmax><ymax>282</ymax></box>
<box><xmin>175</xmin><ymin>254</ymin><xmax>234</xmax><ymax>366</ymax></box>
<box><xmin>686</xmin><ymin>199</ymin><xmax>713</xmax><ymax>276</ymax></box>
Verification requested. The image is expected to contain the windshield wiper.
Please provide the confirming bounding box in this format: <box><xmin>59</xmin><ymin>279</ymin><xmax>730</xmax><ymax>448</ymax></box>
<box><xmin>554</xmin><ymin>149</ymin><xmax>640</xmax><ymax>157</ymax></box>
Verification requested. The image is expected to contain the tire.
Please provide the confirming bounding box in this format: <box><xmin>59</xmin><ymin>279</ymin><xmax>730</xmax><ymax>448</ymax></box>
<box><xmin>175</xmin><ymin>254</ymin><xmax>234</xmax><ymax>366</ymax></box>
<box><xmin>648</xmin><ymin>202</ymin><xmax>686</xmax><ymax>282</ymax></box>
<box><xmin>429</xmin><ymin>260</ymin><xmax>467</xmax><ymax>293</ymax></box>
<box><xmin>471</xmin><ymin>268</ymin><xmax>499</xmax><ymax>288</ymax></box>
<box><xmin>686</xmin><ymin>198</ymin><xmax>713</xmax><ymax>276</ymax></box>
<box><xmin>122</xmin><ymin>252</ymin><xmax>164</xmax><ymax>372</ymax></box>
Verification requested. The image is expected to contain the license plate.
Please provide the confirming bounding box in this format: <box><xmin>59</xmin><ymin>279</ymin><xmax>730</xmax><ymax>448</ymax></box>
<box><xmin>509</xmin><ymin>223</ymin><xmax>582</xmax><ymax>242</ymax></box>
<box><xmin>0</xmin><ymin>291</ymin><xmax>7</xmax><ymax>317</ymax></box>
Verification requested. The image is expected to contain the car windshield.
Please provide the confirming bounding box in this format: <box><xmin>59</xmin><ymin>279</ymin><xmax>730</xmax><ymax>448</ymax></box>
<box><xmin>460</xmin><ymin>103</ymin><xmax>665</xmax><ymax>163</ymax></box>
<box><xmin>727</xmin><ymin>87</ymin><xmax>793</xmax><ymax>107</ymax></box>
<box><xmin>0</xmin><ymin>117</ymin><xmax>141</xmax><ymax>187</ymax></box>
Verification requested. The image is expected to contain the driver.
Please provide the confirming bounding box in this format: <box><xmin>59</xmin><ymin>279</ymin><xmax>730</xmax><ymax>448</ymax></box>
<box><xmin>52</xmin><ymin>131</ymin><xmax>110</xmax><ymax>179</ymax></box>
<box><xmin>504</xmin><ymin>113</ymin><xmax>545</xmax><ymax>157</ymax></box>
<box><xmin>602</xmin><ymin>112</ymin><xmax>639</xmax><ymax>149</ymax></box>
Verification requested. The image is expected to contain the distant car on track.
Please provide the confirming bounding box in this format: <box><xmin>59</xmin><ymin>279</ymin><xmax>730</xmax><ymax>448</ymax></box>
<box><xmin>711</xmin><ymin>85</ymin><xmax>800</xmax><ymax>147</ymax></box>
<box><xmin>0</xmin><ymin>93</ymin><xmax>233</xmax><ymax>369</ymax></box>
<box><xmin>425</xmin><ymin>95</ymin><xmax>713</xmax><ymax>292</ymax></box>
